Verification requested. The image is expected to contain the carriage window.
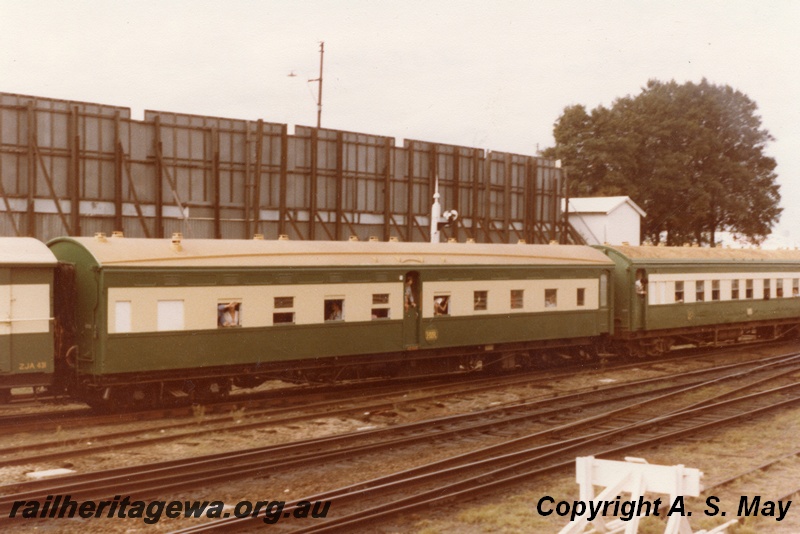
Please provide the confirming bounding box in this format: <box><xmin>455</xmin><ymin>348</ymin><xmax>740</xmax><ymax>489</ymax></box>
<box><xmin>274</xmin><ymin>296</ymin><xmax>294</xmax><ymax>308</ymax></box>
<box><xmin>600</xmin><ymin>273</ymin><xmax>608</xmax><ymax>307</ymax></box>
<box><xmin>371</xmin><ymin>308</ymin><xmax>389</xmax><ymax>319</ymax></box>
<box><xmin>325</xmin><ymin>299</ymin><xmax>344</xmax><ymax>321</ymax></box>
<box><xmin>115</xmin><ymin>301</ymin><xmax>132</xmax><ymax>333</ymax></box>
<box><xmin>159</xmin><ymin>300</ymin><xmax>185</xmax><ymax>331</ymax></box>
<box><xmin>434</xmin><ymin>295</ymin><xmax>450</xmax><ymax>316</ymax></box>
<box><xmin>273</xmin><ymin>296</ymin><xmax>294</xmax><ymax>324</ymax></box>
<box><xmin>474</xmin><ymin>291</ymin><xmax>488</xmax><ymax>311</ymax></box>
<box><xmin>712</xmin><ymin>280</ymin><xmax>720</xmax><ymax>301</ymax></box>
<box><xmin>674</xmin><ymin>281</ymin><xmax>684</xmax><ymax>303</ymax></box>
<box><xmin>510</xmin><ymin>290</ymin><xmax>524</xmax><ymax>309</ymax></box>
<box><xmin>545</xmin><ymin>289</ymin><xmax>557</xmax><ymax>308</ymax></box>
<box><xmin>696</xmin><ymin>281</ymin><xmax>705</xmax><ymax>302</ymax></box>
<box><xmin>763</xmin><ymin>279</ymin><xmax>771</xmax><ymax>300</ymax></box>
<box><xmin>577</xmin><ymin>288</ymin><xmax>586</xmax><ymax>307</ymax></box>
<box><xmin>371</xmin><ymin>293</ymin><xmax>390</xmax><ymax>319</ymax></box>
<box><xmin>731</xmin><ymin>280</ymin><xmax>739</xmax><ymax>300</ymax></box>
<box><xmin>273</xmin><ymin>312</ymin><xmax>295</xmax><ymax>324</ymax></box>
<box><xmin>746</xmin><ymin>279</ymin><xmax>754</xmax><ymax>299</ymax></box>
<box><xmin>794</xmin><ymin>279</ymin><xmax>800</xmax><ymax>297</ymax></box>
<box><xmin>217</xmin><ymin>301</ymin><xmax>241</xmax><ymax>328</ymax></box>
<box><xmin>777</xmin><ymin>279</ymin><xmax>784</xmax><ymax>298</ymax></box>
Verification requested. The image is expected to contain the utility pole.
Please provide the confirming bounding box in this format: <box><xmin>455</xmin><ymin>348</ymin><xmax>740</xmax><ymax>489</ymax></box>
<box><xmin>308</xmin><ymin>41</ymin><xmax>324</xmax><ymax>128</ymax></box>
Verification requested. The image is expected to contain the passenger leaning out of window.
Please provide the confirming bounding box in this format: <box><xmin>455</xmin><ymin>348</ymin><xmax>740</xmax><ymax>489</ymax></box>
<box><xmin>218</xmin><ymin>302</ymin><xmax>240</xmax><ymax>327</ymax></box>
<box><xmin>635</xmin><ymin>272</ymin><xmax>648</xmax><ymax>296</ymax></box>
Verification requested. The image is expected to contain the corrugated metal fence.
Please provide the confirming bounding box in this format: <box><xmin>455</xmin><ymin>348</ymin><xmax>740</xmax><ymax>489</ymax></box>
<box><xmin>0</xmin><ymin>92</ymin><xmax>571</xmax><ymax>243</ymax></box>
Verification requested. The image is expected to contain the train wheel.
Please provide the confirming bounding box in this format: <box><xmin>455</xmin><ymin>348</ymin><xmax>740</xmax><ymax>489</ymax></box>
<box><xmin>193</xmin><ymin>379</ymin><xmax>231</xmax><ymax>403</ymax></box>
<box><xmin>85</xmin><ymin>384</ymin><xmax>158</xmax><ymax>412</ymax></box>
<box><xmin>460</xmin><ymin>355</ymin><xmax>483</xmax><ymax>372</ymax></box>
<box><xmin>572</xmin><ymin>346</ymin><xmax>597</xmax><ymax>362</ymax></box>
<box><xmin>646</xmin><ymin>340</ymin><xmax>663</xmax><ymax>357</ymax></box>
<box><xmin>625</xmin><ymin>343</ymin><xmax>647</xmax><ymax>359</ymax></box>
<box><xmin>128</xmin><ymin>384</ymin><xmax>158</xmax><ymax>410</ymax></box>
<box><xmin>756</xmin><ymin>326</ymin><xmax>776</xmax><ymax>340</ymax></box>
<box><xmin>515</xmin><ymin>351</ymin><xmax>535</xmax><ymax>370</ymax></box>
<box><xmin>233</xmin><ymin>375</ymin><xmax>267</xmax><ymax>389</ymax></box>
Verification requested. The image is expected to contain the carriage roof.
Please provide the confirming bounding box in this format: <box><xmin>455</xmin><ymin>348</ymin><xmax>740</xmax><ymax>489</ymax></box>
<box><xmin>0</xmin><ymin>237</ymin><xmax>57</xmax><ymax>266</ymax></box>
<box><xmin>48</xmin><ymin>236</ymin><xmax>613</xmax><ymax>268</ymax></box>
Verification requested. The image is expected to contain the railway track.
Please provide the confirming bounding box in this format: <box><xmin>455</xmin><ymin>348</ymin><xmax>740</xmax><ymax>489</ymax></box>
<box><xmin>191</xmin><ymin>368</ymin><xmax>800</xmax><ymax>532</ymax></box>
<box><xmin>2</xmin><ymin>350</ymin><xmax>800</xmax><ymax>531</ymax></box>
<box><xmin>0</xmin><ymin>348</ymin><xmax>796</xmax><ymax>470</ymax></box>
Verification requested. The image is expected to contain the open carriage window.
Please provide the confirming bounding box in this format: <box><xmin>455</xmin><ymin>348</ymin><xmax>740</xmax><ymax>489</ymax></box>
<box><xmin>372</xmin><ymin>293</ymin><xmax>390</xmax><ymax>319</ymax></box>
<box><xmin>674</xmin><ymin>281</ymin><xmax>684</xmax><ymax>303</ymax></box>
<box><xmin>434</xmin><ymin>295</ymin><xmax>450</xmax><ymax>316</ymax></box>
<box><xmin>635</xmin><ymin>269</ymin><xmax>648</xmax><ymax>295</ymax></box>
<box><xmin>544</xmin><ymin>289</ymin><xmax>557</xmax><ymax>308</ymax></box>
<box><xmin>577</xmin><ymin>288</ymin><xmax>586</xmax><ymax>307</ymax></box>
<box><xmin>217</xmin><ymin>301</ymin><xmax>241</xmax><ymax>328</ymax></box>
<box><xmin>325</xmin><ymin>299</ymin><xmax>344</xmax><ymax>322</ymax></box>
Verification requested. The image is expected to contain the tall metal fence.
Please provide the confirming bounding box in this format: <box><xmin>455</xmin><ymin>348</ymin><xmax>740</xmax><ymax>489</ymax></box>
<box><xmin>0</xmin><ymin>92</ymin><xmax>571</xmax><ymax>243</ymax></box>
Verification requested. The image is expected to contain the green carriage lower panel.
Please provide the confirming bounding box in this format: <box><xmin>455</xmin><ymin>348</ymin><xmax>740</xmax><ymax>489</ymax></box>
<box><xmin>420</xmin><ymin>310</ymin><xmax>606</xmax><ymax>349</ymax></box>
<box><xmin>0</xmin><ymin>332</ymin><xmax>54</xmax><ymax>387</ymax></box>
<box><xmin>644</xmin><ymin>299</ymin><xmax>800</xmax><ymax>331</ymax></box>
<box><xmin>99</xmin><ymin>321</ymin><xmax>405</xmax><ymax>375</ymax></box>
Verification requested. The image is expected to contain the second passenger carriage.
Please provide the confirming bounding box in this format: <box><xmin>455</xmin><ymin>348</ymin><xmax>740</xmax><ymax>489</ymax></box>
<box><xmin>598</xmin><ymin>245</ymin><xmax>800</xmax><ymax>357</ymax></box>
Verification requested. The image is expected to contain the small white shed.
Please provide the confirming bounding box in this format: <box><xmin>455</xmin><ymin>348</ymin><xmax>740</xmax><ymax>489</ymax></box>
<box><xmin>565</xmin><ymin>196</ymin><xmax>646</xmax><ymax>245</ymax></box>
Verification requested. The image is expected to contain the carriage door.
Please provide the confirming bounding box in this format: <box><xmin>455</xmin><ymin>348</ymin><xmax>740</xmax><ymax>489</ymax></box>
<box><xmin>634</xmin><ymin>268</ymin><xmax>648</xmax><ymax>330</ymax></box>
<box><xmin>0</xmin><ymin>269</ymin><xmax>10</xmax><ymax>374</ymax></box>
<box><xmin>402</xmin><ymin>271</ymin><xmax>421</xmax><ymax>347</ymax></box>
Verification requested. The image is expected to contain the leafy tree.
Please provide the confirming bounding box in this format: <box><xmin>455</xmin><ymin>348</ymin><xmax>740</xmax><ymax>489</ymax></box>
<box><xmin>544</xmin><ymin>79</ymin><xmax>781</xmax><ymax>245</ymax></box>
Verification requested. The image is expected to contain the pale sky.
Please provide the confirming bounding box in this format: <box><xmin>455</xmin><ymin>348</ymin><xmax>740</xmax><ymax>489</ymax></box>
<box><xmin>2</xmin><ymin>1</ymin><xmax>798</xmax><ymax>245</ymax></box>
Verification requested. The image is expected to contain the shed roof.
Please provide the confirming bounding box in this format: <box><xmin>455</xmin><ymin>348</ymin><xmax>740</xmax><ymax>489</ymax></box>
<box><xmin>566</xmin><ymin>196</ymin><xmax>647</xmax><ymax>218</ymax></box>
<box><xmin>0</xmin><ymin>237</ymin><xmax>57</xmax><ymax>266</ymax></box>
<box><xmin>603</xmin><ymin>244</ymin><xmax>800</xmax><ymax>263</ymax></box>
<box><xmin>48</xmin><ymin>236</ymin><xmax>614</xmax><ymax>268</ymax></box>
